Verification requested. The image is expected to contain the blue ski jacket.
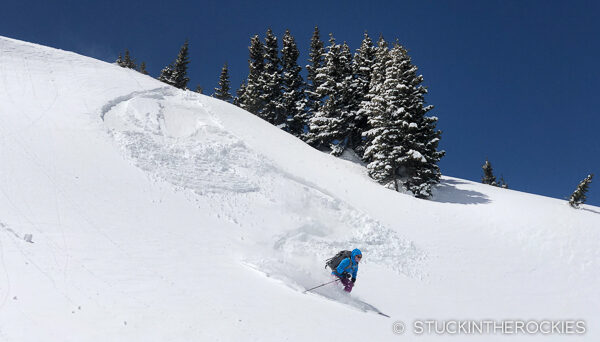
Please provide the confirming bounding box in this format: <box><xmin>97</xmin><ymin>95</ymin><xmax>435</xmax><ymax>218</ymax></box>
<box><xmin>333</xmin><ymin>248</ymin><xmax>362</xmax><ymax>279</ymax></box>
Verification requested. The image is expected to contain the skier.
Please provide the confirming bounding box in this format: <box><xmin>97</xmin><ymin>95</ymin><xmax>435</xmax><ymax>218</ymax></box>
<box><xmin>331</xmin><ymin>248</ymin><xmax>362</xmax><ymax>292</ymax></box>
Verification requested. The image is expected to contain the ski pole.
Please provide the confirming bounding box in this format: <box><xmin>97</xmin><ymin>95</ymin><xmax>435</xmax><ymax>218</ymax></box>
<box><xmin>304</xmin><ymin>278</ymin><xmax>340</xmax><ymax>293</ymax></box>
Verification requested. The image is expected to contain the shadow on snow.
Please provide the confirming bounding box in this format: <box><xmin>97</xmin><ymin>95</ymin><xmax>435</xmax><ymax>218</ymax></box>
<box><xmin>431</xmin><ymin>179</ymin><xmax>490</xmax><ymax>205</ymax></box>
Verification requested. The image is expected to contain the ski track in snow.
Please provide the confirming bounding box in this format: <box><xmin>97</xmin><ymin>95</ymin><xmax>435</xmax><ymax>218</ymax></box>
<box><xmin>101</xmin><ymin>89</ymin><xmax>427</xmax><ymax>284</ymax></box>
<box><xmin>243</xmin><ymin>261</ymin><xmax>389</xmax><ymax>317</ymax></box>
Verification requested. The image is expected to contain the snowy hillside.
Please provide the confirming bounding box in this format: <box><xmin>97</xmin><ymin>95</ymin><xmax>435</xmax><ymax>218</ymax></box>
<box><xmin>0</xmin><ymin>36</ymin><xmax>598</xmax><ymax>341</ymax></box>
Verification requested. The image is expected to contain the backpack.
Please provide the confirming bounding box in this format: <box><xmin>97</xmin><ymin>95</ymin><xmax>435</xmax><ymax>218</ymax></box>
<box><xmin>325</xmin><ymin>250</ymin><xmax>352</xmax><ymax>272</ymax></box>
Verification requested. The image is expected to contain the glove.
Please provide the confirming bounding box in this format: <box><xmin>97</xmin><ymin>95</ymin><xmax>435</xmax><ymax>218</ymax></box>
<box><xmin>341</xmin><ymin>272</ymin><xmax>351</xmax><ymax>279</ymax></box>
<box><xmin>351</xmin><ymin>277</ymin><xmax>356</xmax><ymax>283</ymax></box>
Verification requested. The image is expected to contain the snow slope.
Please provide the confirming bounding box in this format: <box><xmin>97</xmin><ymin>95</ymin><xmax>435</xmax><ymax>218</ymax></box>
<box><xmin>0</xmin><ymin>36</ymin><xmax>598</xmax><ymax>341</ymax></box>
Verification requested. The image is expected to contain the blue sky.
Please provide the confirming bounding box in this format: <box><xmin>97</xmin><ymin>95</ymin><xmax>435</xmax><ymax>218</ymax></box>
<box><xmin>2</xmin><ymin>0</ymin><xmax>599</xmax><ymax>205</ymax></box>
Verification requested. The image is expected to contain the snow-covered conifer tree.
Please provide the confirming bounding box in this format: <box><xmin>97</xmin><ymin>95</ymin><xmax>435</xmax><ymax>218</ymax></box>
<box><xmin>238</xmin><ymin>35</ymin><xmax>264</xmax><ymax>115</ymax></box>
<box><xmin>409</xmin><ymin>111</ymin><xmax>444</xmax><ymax>197</ymax></box>
<box><xmin>350</xmin><ymin>32</ymin><xmax>376</xmax><ymax>155</ymax></box>
<box><xmin>482</xmin><ymin>160</ymin><xmax>497</xmax><ymax>186</ymax></box>
<box><xmin>499</xmin><ymin>175</ymin><xmax>509</xmax><ymax>189</ymax></box>
<box><xmin>305</xmin><ymin>26</ymin><xmax>325</xmax><ymax>126</ymax></box>
<box><xmin>123</xmin><ymin>49</ymin><xmax>136</xmax><ymax>69</ymax></box>
<box><xmin>399</xmin><ymin>42</ymin><xmax>444</xmax><ymax>197</ymax></box>
<box><xmin>307</xmin><ymin>35</ymin><xmax>354</xmax><ymax>155</ymax></box>
<box><xmin>158</xmin><ymin>64</ymin><xmax>174</xmax><ymax>86</ymax></box>
<box><xmin>569</xmin><ymin>174</ymin><xmax>593</xmax><ymax>208</ymax></box>
<box><xmin>139</xmin><ymin>61</ymin><xmax>148</xmax><ymax>75</ymax></box>
<box><xmin>362</xmin><ymin>44</ymin><xmax>407</xmax><ymax>191</ymax></box>
<box><xmin>213</xmin><ymin>63</ymin><xmax>232</xmax><ymax>102</ymax></box>
<box><xmin>260</xmin><ymin>28</ymin><xmax>284</xmax><ymax>125</ymax></box>
<box><xmin>115</xmin><ymin>53</ymin><xmax>124</xmax><ymax>67</ymax></box>
<box><xmin>363</xmin><ymin>43</ymin><xmax>443</xmax><ymax>198</ymax></box>
<box><xmin>359</xmin><ymin>36</ymin><xmax>389</xmax><ymax>164</ymax></box>
<box><xmin>170</xmin><ymin>41</ymin><xmax>191</xmax><ymax>89</ymax></box>
<box><xmin>233</xmin><ymin>81</ymin><xmax>247</xmax><ymax>107</ymax></box>
<box><xmin>281</xmin><ymin>29</ymin><xmax>307</xmax><ymax>136</ymax></box>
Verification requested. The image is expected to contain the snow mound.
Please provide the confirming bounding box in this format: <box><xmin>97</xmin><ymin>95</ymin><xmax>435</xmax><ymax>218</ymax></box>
<box><xmin>104</xmin><ymin>88</ymin><xmax>264</xmax><ymax>193</ymax></box>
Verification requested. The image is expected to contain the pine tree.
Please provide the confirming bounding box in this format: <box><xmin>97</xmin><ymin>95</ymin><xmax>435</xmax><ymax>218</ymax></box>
<box><xmin>353</xmin><ymin>33</ymin><xmax>376</xmax><ymax>102</ymax></box>
<box><xmin>158</xmin><ymin>64</ymin><xmax>174</xmax><ymax>86</ymax></box>
<box><xmin>116</xmin><ymin>53</ymin><xmax>124</xmax><ymax>67</ymax></box>
<box><xmin>306</xmin><ymin>34</ymin><xmax>337</xmax><ymax>148</ymax></box>
<box><xmin>213</xmin><ymin>63</ymin><xmax>232</xmax><ymax>102</ymax></box>
<box><xmin>362</xmin><ymin>43</ymin><xmax>443</xmax><ymax>198</ymax></box>
<box><xmin>170</xmin><ymin>41</ymin><xmax>191</xmax><ymax>89</ymax></box>
<box><xmin>409</xmin><ymin>112</ymin><xmax>444</xmax><ymax>197</ymax></box>
<box><xmin>400</xmin><ymin>43</ymin><xmax>444</xmax><ymax>197</ymax></box>
<box><xmin>359</xmin><ymin>36</ymin><xmax>390</xmax><ymax>164</ymax></box>
<box><xmin>139</xmin><ymin>62</ymin><xmax>148</xmax><ymax>75</ymax></box>
<box><xmin>233</xmin><ymin>81</ymin><xmax>247</xmax><ymax>107</ymax></box>
<box><xmin>238</xmin><ymin>35</ymin><xmax>265</xmax><ymax>114</ymax></box>
<box><xmin>195</xmin><ymin>85</ymin><xmax>203</xmax><ymax>94</ymax></box>
<box><xmin>482</xmin><ymin>160</ymin><xmax>497</xmax><ymax>185</ymax></box>
<box><xmin>307</xmin><ymin>35</ymin><xmax>355</xmax><ymax>155</ymax></box>
<box><xmin>569</xmin><ymin>174</ymin><xmax>593</xmax><ymax>208</ymax></box>
<box><xmin>362</xmin><ymin>44</ymin><xmax>409</xmax><ymax>191</ymax></box>
<box><xmin>123</xmin><ymin>49</ymin><xmax>136</xmax><ymax>69</ymax></box>
<box><xmin>260</xmin><ymin>28</ymin><xmax>284</xmax><ymax>125</ymax></box>
<box><xmin>350</xmin><ymin>32</ymin><xmax>376</xmax><ymax>156</ymax></box>
<box><xmin>338</xmin><ymin>41</ymin><xmax>358</xmax><ymax>152</ymax></box>
<box><xmin>499</xmin><ymin>175</ymin><xmax>509</xmax><ymax>189</ymax></box>
<box><xmin>280</xmin><ymin>29</ymin><xmax>307</xmax><ymax>136</ymax></box>
<box><xmin>305</xmin><ymin>26</ymin><xmax>325</xmax><ymax>123</ymax></box>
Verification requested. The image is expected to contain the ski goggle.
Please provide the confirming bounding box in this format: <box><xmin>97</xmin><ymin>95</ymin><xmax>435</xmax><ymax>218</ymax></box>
<box><xmin>356</xmin><ymin>255</ymin><xmax>362</xmax><ymax>260</ymax></box>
